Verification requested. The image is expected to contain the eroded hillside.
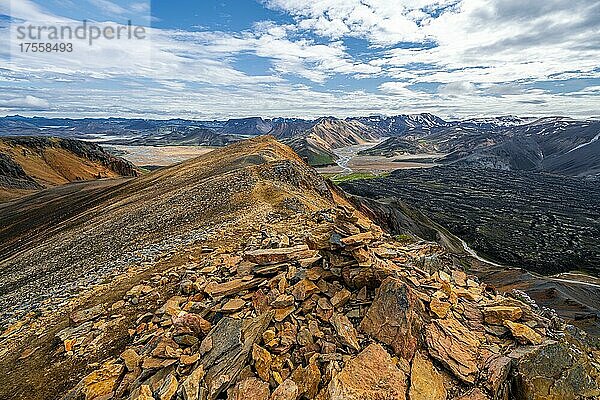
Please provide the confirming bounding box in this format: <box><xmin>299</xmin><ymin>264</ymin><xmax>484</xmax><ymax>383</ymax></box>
<box><xmin>0</xmin><ymin>137</ymin><xmax>138</xmax><ymax>201</ymax></box>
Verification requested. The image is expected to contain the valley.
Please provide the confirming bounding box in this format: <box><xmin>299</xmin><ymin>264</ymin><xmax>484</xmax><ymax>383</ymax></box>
<box><xmin>316</xmin><ymin>142</ymin><xmax>442</xmax><ymax>175</ymax></box>
<box><xmin>107</xmin><ymin>145</ymin><xmax>217</xmax><ymax>169</ymax></box>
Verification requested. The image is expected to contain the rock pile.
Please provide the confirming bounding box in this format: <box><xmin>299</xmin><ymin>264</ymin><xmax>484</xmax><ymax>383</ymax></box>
<box><xmin>62</xmin><ymin>206</ymin><xmax>600</xmax><ymax>400</ymax></box>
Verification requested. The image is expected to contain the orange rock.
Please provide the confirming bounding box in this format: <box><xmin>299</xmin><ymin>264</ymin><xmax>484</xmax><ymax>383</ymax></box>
<box><xmin>231</xmin><ymin>377</ymin><xmax>270</xmax><ymax>400</ymax></box>
<box><xmin>330</xmin><ymin>288</ymin><xmax>351</xmax><ymax>309</ymax></box>
<box><xmin>291</xmin><ymin>355</ymin><xmax>321</xmax><ymax>399</ymax></box>
<box><xmin>222</xmin><ymin>298</ymin><xmax>246</xmax><ymax>313</ymax></box>
<box><xmin>503</xmin><ymin>320</ymin><xmax>543</xmax><ymax>345</ymax></box>
<box><xmin>360</xmin><ymin>277</ymin><xmax>424</xmax><ymax>360</ymax></box>
<box><xmin>64</xmin><ymin>338</ymin><xmax>77</xmax><ymax>353</ymax></box>
<box><xmin>156</xmin><ymin>374</ymin><xmax>178</xmax><ymax>400</ymax></box>
<box><xmin>179</xmin><ymin>353</ymin><xmax>199</xmax><ymax>366</ymax></box>
<box><xmin>425</xmin><ymin>318</ymin><xmax>481</xmax><ymax>383</ymax></box>
<box><xmin>244</xmin><ymin>245</ymin><xmax>317</xmax><ymax>265</ymax></box>
<box><xmin>327</xmin><ymin>343</ymin><xmax>407</xmax><ymax>400</ymax></box>
<box><xmin>483</xmin><ymin>306</ymin><xmax>522</xmax><ymax>325</ymax></box>
<box><xmin>409</xmin><ymin>352</ymin><xmax>447</xmax><ymax>400</ymax></box>
<box><xmin>330</xmin><ymin>313</ymin><xmax>360</xmax><ymax>352</ymax></box>
<box><xmin>270</xmin><ymin>379</ymin><xmax>298</xmax><ymax>400</ymax></box>
<box><xmin>291</xmin><ymin>279</ymin><xmax>319</xmax><ymax>301</ymax></box>
<box><xmin>340</xmin><ymin>231</ymin><xmax>375</xmax><ymax>247</ymax></box>
<box><xmin>120</xmin><ymin>349</ymin><xmax>140</xmax><ymax>371</ymax></box>
<box><xmin>204</xmin><ymin>278</ymin><xmax>262</xmax><ymax>297</ymax></box>
<box><xmin>274</xmin><ymin>306</ymin><xmax>295</xmax><ymax>322</ymax></box>
<box><xmin>80</xmin><ymin>362</ymin><xmax>124</xmax><ymax>400</ymax></box>
<box><xmin>252</xmin><ymin>344</ymin><xmax>273</xmax><ymax>382</ymax></box>
<box><xmin>430</xmin><ymin>297</ymin><xmax>451</xmax><ymax>319</ymax></box>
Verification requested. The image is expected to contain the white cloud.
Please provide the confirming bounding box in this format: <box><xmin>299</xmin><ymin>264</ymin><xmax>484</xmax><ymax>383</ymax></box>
<box><xmin>264</xmin><ymin>0</ymin><xmax>600</xmax><ymax>93</ymax></box>
<box><xmin>0</xmin><ymin>95</ymin><xmax>50</xmax><ymax>110</ymax></box>
<box><xmin>438</xmin><ymin>81</ymin><xmax>477</xmax><ymax>95</ymax></box>
<box><xmin>262</xmin><ymin>0</ymin><xmax>459</xmax><ymax>46</ymax></box>
<box><xmin>1</xmin><ymin>0</ymin><xmax>599</xmax><ymax>119</ymax></box>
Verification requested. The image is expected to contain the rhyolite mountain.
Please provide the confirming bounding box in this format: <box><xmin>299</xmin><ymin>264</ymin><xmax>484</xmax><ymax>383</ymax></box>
<box><xmin>361</xmin><ymin>116</ymin><xmax>600</xmax><ymax>178</ymax></box>
<box><xmin>3</xmin><ymin>114</ymin><xmax>598</xmax><ymax>176</ymax></box>
<box><xmin>0</xmin><ymin>136</ymin><xmax>138</xmax><ymax>201</ymax></box>
<box><xmin>0</xmin><ymin>136</ymin><xmax>599</xmax><ymax>400</ymax></box>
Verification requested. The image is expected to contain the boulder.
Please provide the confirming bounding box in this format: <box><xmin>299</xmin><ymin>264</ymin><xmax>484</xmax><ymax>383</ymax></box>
<box><xmin>66</xmin><ymin>361</ymin><xmax>124</xmax><ymax>400</ymax></box>
<box><xmin>483</xmin><ymin>306</ymin><xmax>522</xmax><ymax>325</ymax></box>
<box><xmin>503</xmin><ymin>321</ymin><xmax>543</xmax><ymax>345</ymax></box>
<box><xmin>425</xmin><ymin>318</ymin><xmax>482</xmax><ymax>383</ymax></box>
<box><xmin>360</xmin><ymin>277</ymin><xmax>424</xmax><ymax>360</ymax></box>
<box><xmin>512</xmin><ymin>341</ymin><xmax>600</xmax><ymax>400</ymax></box>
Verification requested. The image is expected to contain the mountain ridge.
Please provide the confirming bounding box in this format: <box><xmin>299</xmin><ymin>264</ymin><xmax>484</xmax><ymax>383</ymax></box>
<box><xmin>0</xmin><ymin>136</ymin><xmax>598</xmax><ymax>400</ymax></box>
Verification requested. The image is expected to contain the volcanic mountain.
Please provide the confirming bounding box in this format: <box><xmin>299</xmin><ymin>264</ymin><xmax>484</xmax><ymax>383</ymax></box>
<box><xmin>280</xmin><ymin>118</ymin><xmax>381</xmax><ymax>166</ymax></box>
<box><xmin>0</xmin><ymin>137</ymin><xmax>138</xmax><ymax>201</ymax></box>
<box><xmin>0</xmin><ymin>137</ymin><xmax>598</xmax><ymax>400</ymax></box>
<box><xmin>361</xmin><ymin>117</ymin><xmax>600</xmax><ymax>177</ymax></box>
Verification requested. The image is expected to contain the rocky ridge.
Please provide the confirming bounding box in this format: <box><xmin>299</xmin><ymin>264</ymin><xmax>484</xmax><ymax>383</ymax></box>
<box><xmin>48</xmin><ymin>209</ymin><xmax>600</xmax><ymax>399</ymax></box>
<box><xmin>0</xmin><ymin>137</ymin><xmax>598</xmax><ymax>400</ymax></box>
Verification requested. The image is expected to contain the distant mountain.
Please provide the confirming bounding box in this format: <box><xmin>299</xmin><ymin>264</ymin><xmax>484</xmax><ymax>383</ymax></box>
<box><xmin>361</xmin><ymin>116</ymin><xmax>600</xmax><ymax>177</ymax></box>
<box><xmin>0</xmin><ymin>136</ymin><xmax>138</xmax><ymax>201</ymax></box>
<box><xmin>354</xmin><ymin>113</ymin><xmax>446</xmax><ymax>135</ymax></box>
<box><xmin>281</xmin><ymin>118</ymin><xmax>380</xmax><ymax>166</ymax></box>
<box><xmin>218</xmin><ymin>117</ymin><xmax>273</xmax><ymax>136</ymax></box>
<box><xmin>1</xmin><ymin>114</ymin><xmax>598</xmax><ymax>174</ymax></box>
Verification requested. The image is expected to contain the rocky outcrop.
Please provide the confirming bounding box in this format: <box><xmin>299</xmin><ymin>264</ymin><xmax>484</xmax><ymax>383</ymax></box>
<box><xmin>54</xmin><ymin>205</ymin><xmax>600</xmax><ymax>400</ymax></box>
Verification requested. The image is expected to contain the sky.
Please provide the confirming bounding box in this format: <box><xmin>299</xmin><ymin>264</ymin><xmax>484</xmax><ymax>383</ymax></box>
<box><xmin>0</xmin><ymin>0</ymin><xmax>599</xmax><ymax>119</ymax></box>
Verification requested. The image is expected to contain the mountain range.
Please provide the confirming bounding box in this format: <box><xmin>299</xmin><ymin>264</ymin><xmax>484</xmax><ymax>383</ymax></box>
<box><xmin>2</xmin><ymin>114</ymin><xmax>599</xmax><ymax>177</ymax></box>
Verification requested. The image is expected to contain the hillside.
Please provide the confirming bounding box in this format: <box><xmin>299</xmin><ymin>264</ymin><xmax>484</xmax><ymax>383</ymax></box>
<box><xmin>0</xmin><ymin>136</ymin><xmax>598</xmax><ymax>400</ymax></box>
<box><xmin>0</xmin><ymin>137</ymin><xmax>139</xmax><ymax>201</ymax></box>
<box><xmin>281</xmin><ymin>118</ymin><xmax>380</xmax><ymax>166</ymax></box>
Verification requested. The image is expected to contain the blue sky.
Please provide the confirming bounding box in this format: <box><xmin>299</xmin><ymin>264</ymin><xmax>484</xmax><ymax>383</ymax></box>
<box><xmin>0</xmin><ymin>0</ymin><xmax>599</xmax><ymax>119</ymax></box>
